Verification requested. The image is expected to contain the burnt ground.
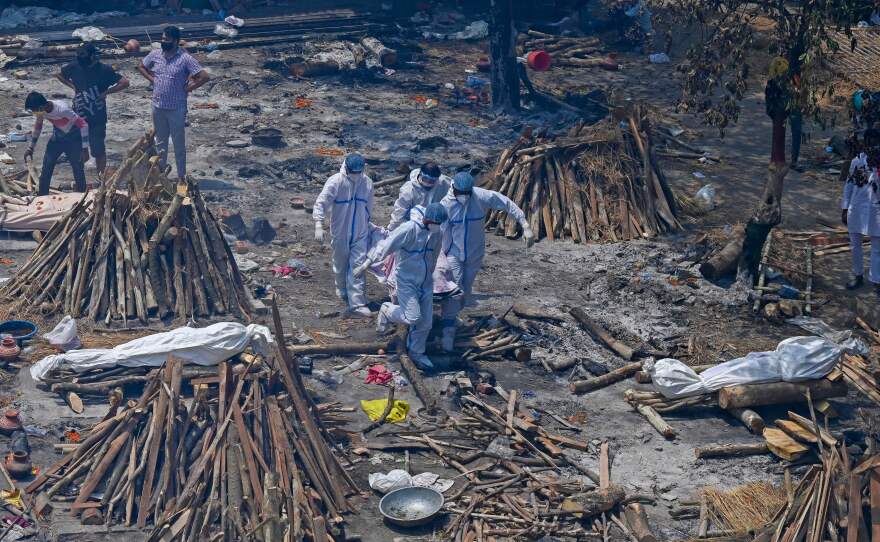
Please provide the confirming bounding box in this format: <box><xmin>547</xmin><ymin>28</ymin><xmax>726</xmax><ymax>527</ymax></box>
<box><xmin>0</xmin><ymin>12</ymin><xmax>878</xmax><ymax>542</ymax></box>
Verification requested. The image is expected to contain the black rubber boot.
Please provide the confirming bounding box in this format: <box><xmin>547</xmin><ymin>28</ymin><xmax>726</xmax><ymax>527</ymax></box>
<box><xmin>847</xmin><ymin>275</ymin><xmax>864</xmax><ymax>290</ymax></box>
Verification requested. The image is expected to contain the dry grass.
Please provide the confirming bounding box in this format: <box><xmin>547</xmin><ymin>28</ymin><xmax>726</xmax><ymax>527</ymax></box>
<box><xmin>702</xmin><ymin>482</ymin><xmax>787</xmax><ymax>533</ymax></box>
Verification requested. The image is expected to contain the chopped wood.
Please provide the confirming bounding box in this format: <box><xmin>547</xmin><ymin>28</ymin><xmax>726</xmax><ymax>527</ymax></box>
<box><xmin>762</xmin><ymin>428</ymin><xmax>809</xmax><ymax>461</ymax></box>
<box><xmin>694</xmin><ymin>443</ymin><xmax>770</xmax><ymax>459</ymax></box>
<box><xmin>25</xmin><ymin>306</ymin><xmax>353</xmax><ymax>540</ymax></box>
<box><xmin>725</xmin><ymin>408</ymin><xmax>765</xmax><ymax>434</ymax></box>
<box><xmin>571</xmin><ymin>361</ymin><xmax>642</xmax><ymax>394</ymax></box>
<box><xmin>624</xmin><ymin>503</ymin><xmax>658</xmax><ymax>542</ymax></box>
<box><xmin>570</xmin><ymin>308</ymin><xmax>636</xmax><ymax>360</ymax></box>
<box><xmin>635</xmin><ymin>404</ymin><xmax>676</xmax><ymax>439</ymax></box>
<box><xmin>484</xmin><ymin>112</ymin><xmax>680</xmax><ymax>243</ymax></box>
<box><xmin>717</xmin><ymin>379</ymin><xmax>848</xmax><ymax>409</ymax></box>
<box><xmin>599</xmin><ymin>442</ymin><xmax>610</xmax><ymax>488</ymax></box>
<box><xmin>0</xmin><ymin>132</ymin><xmax>256</xmax><ymax>323</ymax></box>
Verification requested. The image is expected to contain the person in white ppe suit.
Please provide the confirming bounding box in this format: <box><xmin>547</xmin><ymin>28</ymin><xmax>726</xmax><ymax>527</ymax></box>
<box><xmin>387</xmin><ymin>162</ymin><xmax>452</xmax><ymax>232</ymax></box>
<box><xmin>438</xmin><ymin>172</ymin><xmax>534</xmax><ymax>351</ymax></box>
<box><xmin>842</xmin><ymin>128</ymin><xmax>880</xmax><ymax>297</ymax></box>
<box><xmin>314</xmin><ymin>153</ymin><xmax>374</xmax><ymax>316</ymax></box>
<box><xmin>354</xmin><ymin>203</ymin><xmax>448</xmax><ymax>370</ymax></box>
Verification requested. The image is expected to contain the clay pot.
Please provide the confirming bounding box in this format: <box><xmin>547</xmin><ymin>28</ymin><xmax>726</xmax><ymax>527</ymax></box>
<box><xmin>0</xmin><ymin>410</ymin><xmax>22</xmax><ymax>436</ymax></box>
<box><xmin>124</xmin><ymin>39</ymin><xmax>140</xmax><ymax>53</ymax></box>
<box><xmin>5</xmin><ymin>451</ymin><xmax>31</xmax><ymax>480</ymax></box>
<box><xmin>0</xmin><ymin>337</ymin><xmax>20</xmax><ymax>362</ymax></box>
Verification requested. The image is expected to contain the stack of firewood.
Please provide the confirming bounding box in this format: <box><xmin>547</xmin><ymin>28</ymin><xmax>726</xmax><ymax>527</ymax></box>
<box><xmin>838</xmin><ymin>352</ymin><xmax>880</xmax><ymax>405</ymax></box>
<box><xmin>0</xmin><ymin>169</ymin><xmax>40</xmax><ymax>196</ymax></box>
<box><xmin>428</xmin><ymin>390</ymin><xmax>651</xmax><ymax>540</ymax></box>
<box><xmin>0</xmin><ymin>132</ymin><xmax>257</xmax><ymax>324</ymax></box>
<box><xmin>519</xmin><ymin>30</ymin><xmax>606</xmax><ymax>67</ymax></box>
<box><xmin>751</xmin><ymin>446</ymin><xmax>879</xmax><ymax>542</ymax></box>
<box><xmin>484</xmin><ymin>112</ymin><xmax>680</xmax><ymax>243</ymax></box>
<box><xmin>27</xmin><ymin>306</ymin><xmax>357</xmax><ymax>540</ymax></box>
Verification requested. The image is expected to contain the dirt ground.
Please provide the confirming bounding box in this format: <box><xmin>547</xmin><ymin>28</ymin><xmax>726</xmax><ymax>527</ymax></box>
<box><xmin>0</xmin><ymin>6</ymin><xmax>878</xmax><ymax>542</ymax></box>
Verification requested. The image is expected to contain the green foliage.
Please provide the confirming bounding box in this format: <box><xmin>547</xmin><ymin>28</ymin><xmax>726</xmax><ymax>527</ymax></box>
<box><xmin>654</xmin><ymin>0</ymin><xmax>866</xmax><ymax>132</ymax></box>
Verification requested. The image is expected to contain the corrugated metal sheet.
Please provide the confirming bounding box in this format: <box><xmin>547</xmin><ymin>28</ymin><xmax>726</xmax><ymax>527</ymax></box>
<box><xmin>828</xmin><ymin>28</ymin><xmax>880</xmax><ymax>88</ymax></box>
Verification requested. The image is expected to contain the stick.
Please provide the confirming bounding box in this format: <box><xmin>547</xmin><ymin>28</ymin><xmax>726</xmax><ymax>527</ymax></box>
<box><xmin>694</xmin><ymin>443</ymin><xmax>770</xmax><ymax>459</ymax></box>
<box><xmin>362</xmin><ymin>386</ymin><xmax>395</xmax><ymax>434</ymax></box>
<box><xmin>570</xmin><ymin>308</ymin><xmax>635</xmax><ymax>359</ymax></box>
<box><xmin>570</xmin><ymin>362</ymin><xmax>642</xmax><ymax>394</ymax></box>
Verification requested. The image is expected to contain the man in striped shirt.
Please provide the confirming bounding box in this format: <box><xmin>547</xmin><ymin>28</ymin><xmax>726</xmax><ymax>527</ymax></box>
<box><xmin>137</xmin><ymin>25</ymin><xmax>210</xmax><ymax>182</ymax></box>
<box><xmin>24</xmin><ymin>91</ymin><xmax>89</xmax><ymax>196</ymax></box>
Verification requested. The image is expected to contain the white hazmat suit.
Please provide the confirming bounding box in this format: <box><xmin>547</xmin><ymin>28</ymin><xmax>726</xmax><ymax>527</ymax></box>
<box><xmin>368</xmin><ymin>206</ymin><xmax>443</xmax><ymax>367</ymax></box>
<box><xmin>387</xmin><ymin>169</ymin><xmax>452</xmax><ymax>232</ymax></box>
<box><xmin>842</xmin><ymin>152</ymin><xmax>880</xmax><ymax>283</ymax></box>
<box><xmin>439</xmin><ymin>187</ymin><xmax>528</xmax><ymax>330</ymax></box>
<box><xmin>314</xmin><ymin>162</ymin><xmax>374</xmax><ymax>310</ymax></box>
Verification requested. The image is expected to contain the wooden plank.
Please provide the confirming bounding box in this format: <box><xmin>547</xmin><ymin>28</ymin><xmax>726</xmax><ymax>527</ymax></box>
<box><xmin>848</xmin><ymin>472</ymin><xmax>864</xmax><ymax>542</ymax></box>
<box><xmin>774</xmin><ymin>419</ymin><xmax>818</xmax><ymax>444</ymax></box>
<box><xmin>762</xmin><ymin>428</ymin><xmax>808</xmax><ymax>461</ymax></box>
<box><xmin>189</xmin><ymin>376</ymin><xmax>221</xmax><ymax>386</ymax></box>
<box><xmin>871</xmin><ymin>469</ymin><xmax>880</xmax><ymax>542</ymax></box>
<box><xmin>232</xmin><ymin>400</ymin><xmax>263</xmax><ymax>512</ymax></box>
<box><xmin>599</xmin><ymin>442</ymin><xmax>610</xmax><ymax>488</ymax></box>
<box><xmin>505</xmin><ymin>390</ymin><xmax>517</xmax><ymax>435</ymax></box>
<box><xmin>787</xmin><ymin>411</ymin><xmax>838</xmax><ymax>447</ymax></box>
<box><xmin>542</xmin><ymin>431</ymin><xmax>590</xmax><ymax>452</ymax></box>
<box><xmin>137</xmin><ymin>365</ymin><xmax>169</xmax><ymax>528</ymax></box>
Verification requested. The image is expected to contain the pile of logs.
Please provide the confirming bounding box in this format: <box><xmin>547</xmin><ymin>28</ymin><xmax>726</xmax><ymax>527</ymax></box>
<box><xmin>0</xmin><ymin>132</ymin><xmax>258</xmax><ymax>324</ymax></box>
<box><xmin>484</xmin><ymin>111</ymin><xmax>680</xmax><ymax>243</ymax></box>
<box><xmin>425</xmin><ymin>389</ymin><xmax>654</xmax><ymax>540</ymax></box>
<box><xmin>460</xmin><ymin>304</ymin><xmax>567</xmax><ymax>364</ymax></box>
<box><xmin>838</xmin><ymin>352</ymin><xmax>880</xmax><ymax>405</ymax></box>
<box><xmin>518</xmin><ymin>30</ymin><xmax>607</xmax><ymax>68</ymax></box>
<box><xmin>0</xmin><ymin>167</ymin><xmax>41</xmax><ymax>196</ymax></box>
<box><xmin>751</xmin><ymin>446</ymin><xmax>880</xmax><ymax>542</ymax></box>
<box><xmin>27</xmin><ymin>303</ymin><xmax>357</xmax><ymax>540</ymax></box>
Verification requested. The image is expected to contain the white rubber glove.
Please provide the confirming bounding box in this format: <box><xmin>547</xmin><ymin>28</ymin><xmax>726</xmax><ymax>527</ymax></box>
<box><xmin>353</xmin><ymin>258</ymin><xmax>373</xmax><ymax>278</ymax></box>
<box><xmin>314</xmin><ymin>222</ymin><xmax>324</xmax><ymax>243</ymax></box>
<box><xmin>522</xmin><ymin>223</ymin><xmax>535</xmax><ymax>248</ymax></box>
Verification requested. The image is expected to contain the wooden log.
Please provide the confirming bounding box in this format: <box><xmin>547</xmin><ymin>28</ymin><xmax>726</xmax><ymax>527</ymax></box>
<box><xmin>624</xmin><ymin>503</ymin><xmax>658</xmax><ymax>542</ymax></box>
<box><xmin>725</xmin><ymin>408</ymin><xmax>765</xmax><ymax>433</ymax></box>
<box><xmin>570</xmin><ymin>307</ymin><xmax>635</xmax><ymax>359</ymax></box>
<box><xmin>570</xmin><ymin>361</ymin><xmax>642</xmax><ymax>394</ymax></box>
<box><xmin>539</xmin><ymin>485</ymin><xmax>626</xmax><ymax>517</ymax></box>
<box><xmin>399</xmin><ymin>351</ymin><xmax>438</xmax><ymax>416</ymax></box>
<box><xmin>717</xmin><ymin>379</ymin><xmax>847</xmax><ymax>409</ymax></box>
<box><xmin>287</xmin><ymin>341</ymin><xmax>390</xmax><ymax>356</ymax></box>
<box><xmin>512</xmin><ymin>303</ymin><xmax>565</xmax><ymax>322</ymax></box>
<box><xmin>371</xmin><ymin>173</ymin><xmax>408</xmax><ymax>189</ymax></box>
<box><xmin>549</xmin><ymin>356</ymin><xmax>579</xmax><ymax>371</ymax></box>
<box><xmin>635</xmin><ymin>404</ymin><xmax>676</xmax><ymax>439</ymax></box>
<box><xmin>262</xmin><ymin>472</ymin><xmax>283</xmax><ymax>542</ymax></box>
<box><xmin>694</xmin><ymin>443</ymin><xmax>770</xmax><ymax>459</ymax></box>
<box><xmin>700</xmin><ymin>233</ymin><xmax>745</xmax><ymax>280</ymax></box>
<box><xmin>360</xmin><ymin>36</ymin><xmax>397</xmax><ymax>66</ymax></box>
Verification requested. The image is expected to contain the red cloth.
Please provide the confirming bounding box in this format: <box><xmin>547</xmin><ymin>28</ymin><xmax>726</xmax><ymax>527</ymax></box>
<box><xmin>364</xmin><ymin>364</ymin><xmax>393</xmax><ymax>385</ymax></box>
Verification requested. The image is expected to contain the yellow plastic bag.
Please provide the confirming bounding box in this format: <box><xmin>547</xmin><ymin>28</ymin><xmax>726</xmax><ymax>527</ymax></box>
<box><xmin>360</xmin><ymin>398</ymin><xmax>410</xmax><ymax>423</ymax></box>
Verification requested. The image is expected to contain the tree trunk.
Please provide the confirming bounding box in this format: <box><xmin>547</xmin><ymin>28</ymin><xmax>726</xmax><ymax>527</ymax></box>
<box><xmin>489</xmin><ymin>0</ymin><xmax>520</xmax><ymax>112</ymax></box>
<box><xmin>741</xmin><ymin>114</ymin><xmax>788</xmax><ymax>280</ymax></box>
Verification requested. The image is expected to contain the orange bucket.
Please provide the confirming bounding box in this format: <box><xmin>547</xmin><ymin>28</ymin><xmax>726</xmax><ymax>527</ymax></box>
<box><xmin>526</xmin><ymin>50</ymin><xmax>552</xmax><ymax>71</ymax></box>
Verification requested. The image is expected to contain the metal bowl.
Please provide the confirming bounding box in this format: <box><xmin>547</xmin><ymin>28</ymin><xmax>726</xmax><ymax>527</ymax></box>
<box><xmin>379</xmin><ymin>486</ymin><xmax>444</xmax><ymax>527</ymax></box>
